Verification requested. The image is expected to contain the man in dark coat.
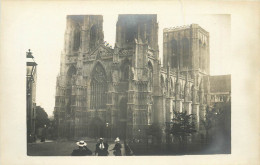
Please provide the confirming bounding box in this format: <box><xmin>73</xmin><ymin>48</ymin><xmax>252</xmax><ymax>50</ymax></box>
<box><xmin>112</xmin><ymin>137</ymin><xmax>122</xmax><ymax>156</ymax></box>
<box><xmin>95</xmin><ymin>138</ymin><xmax>109</xmax><ymax>156</ymax></box>
<box><xmin>71</xmin><ymin>140</ymin><xmax>92</xmax><ymax>156</ymax></box>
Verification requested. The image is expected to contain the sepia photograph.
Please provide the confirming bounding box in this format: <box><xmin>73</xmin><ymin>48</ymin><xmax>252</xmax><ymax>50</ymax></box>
<box><xmin>27</xmin><ymin>14</ymin><xmax>231</xmax><ymax>156</ymax></box>
<box><xmin>1</xmin><ymin>0</ymin><xmax>259</xmax><ymax>165</ymax></box>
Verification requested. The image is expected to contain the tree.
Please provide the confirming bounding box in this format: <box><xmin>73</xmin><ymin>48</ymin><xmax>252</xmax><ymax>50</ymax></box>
<box><xmin>201</xmin><ymin>105</ymin><xmax>214</xmax><ymax>144</ymax></box>
<box><xmin>169</xmin><ymin>111</ymin><xmax>196</xmax><ymax>147</ymax></box>
<box><xmin>201</xmin><ymin>102</ymin><xmax>231</xmax><ymax>153</ymax></box>
<box><xmin>201</xmin><ymin>103</ymin><xmax>229</xmax><ymax>143</ymax></box>
<box><xmin>35</xmin><ymin>106</ymin><xmax>50</xmax><ymax>130</ymax></box>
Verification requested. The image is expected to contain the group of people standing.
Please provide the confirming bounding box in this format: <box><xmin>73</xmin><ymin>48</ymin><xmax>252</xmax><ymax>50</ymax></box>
<box><xmin>71</xmin><ymin>137</ymin><xmax>122</xmax><ymax>156</ymax></box>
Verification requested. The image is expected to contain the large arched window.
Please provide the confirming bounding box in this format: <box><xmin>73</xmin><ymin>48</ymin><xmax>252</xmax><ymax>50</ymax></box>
<box><xmin>171</xmin><ymin>39</ymin><xmax>178</xmax><ymax>68</ymax></box>
<box><xmin>121</xmin><ymin>59</ymin><xmax>130</xmax><ymax>81</ymax></box>
<box><xmin>73</xmin><ymin>25</ymin><xmax>81</xmax><ymax>51</ymax></box>
<box><xmin>199</xmin><ymin>40</ymin><xmax>203</xmax><ymax>69</ymax></box>
<box><xmin>90</xmin><ymin>63</ymin><xmax>107</xmax><ymax>109</ymax></box>
<box><xmin>67</xmin><ymin>66</ymin><xmax>77</xmax><ymax>85</ymax></box>
<box><xmin>125</xmin><ymin>24</ymin><xmax>136</xmax><ymax>43</ymax></box>
<box><xmin>148</xmin><ymin>62</ymin><xmax>153</xmax><ymax>91</ymax></box>
<box><xmin>182</xmin><ymin>38</ymin><xmax>190</xmax><ymax>68</ymax></box>
<box><xmin>90</xmin><ymin>25</ymin><xmax>97</xmax><ymax>51</ymax></box>
<box><xmin>202</xmin><ymin>43</ymin><xmax>206</xmax><ymax>71</ymax></box>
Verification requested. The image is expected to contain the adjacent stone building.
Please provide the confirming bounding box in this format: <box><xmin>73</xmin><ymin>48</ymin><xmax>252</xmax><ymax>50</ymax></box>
<box><xmin>54</xmin><ymin>14</ymin><xmax>231</xmax><ymax>141</ymax></box>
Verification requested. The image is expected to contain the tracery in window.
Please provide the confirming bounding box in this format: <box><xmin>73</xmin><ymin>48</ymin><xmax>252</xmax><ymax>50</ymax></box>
<box><xmin>90</xmin><ymin>25</ymin><xmax>97</xmax><ymax>51</ymax></box>
<box><xmin>182</xmin><ymin>38</ymin><xmax>190</xmax><ymax>68</ymax></box>
<box><xmin>73</xmin><ymin>24</ymin><xmax>81</xmax><ymax>51</ymax></box>
<box><xmin>90</xmin><ymin>63</ymin><xmax>107</xmax><ymax>109</ymax></box>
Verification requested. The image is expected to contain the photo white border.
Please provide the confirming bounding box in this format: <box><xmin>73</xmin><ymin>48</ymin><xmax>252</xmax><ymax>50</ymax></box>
<box><xmin>0</xmin><ymin>0</ymin><xmax>259</xmax><ymax>165</ymax></box>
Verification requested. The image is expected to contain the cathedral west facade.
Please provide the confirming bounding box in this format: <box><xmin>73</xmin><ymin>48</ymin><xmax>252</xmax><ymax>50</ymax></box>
<box><xmin>54</xmin><ymin>14</ymin><xmax>231</xmax><ymax>141</ymax></box>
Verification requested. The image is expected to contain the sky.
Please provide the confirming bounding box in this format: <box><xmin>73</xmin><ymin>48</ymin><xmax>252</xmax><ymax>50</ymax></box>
<box><xmin>12</xmin><ymin>2</ymin><xmax>231</xmax><ymax>116</ymax></box>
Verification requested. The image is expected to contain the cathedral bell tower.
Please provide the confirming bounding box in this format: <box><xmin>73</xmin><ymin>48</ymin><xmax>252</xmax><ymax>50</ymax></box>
<box><xmin>163</xmin><ymin>24</ymin><xmax>210</xmax><ymax>75</ymax></box>
<box><xmin>55</xmin><ymin>15</ymin><xmax>104</xmax><ymax>138</ymax></box>
<box><xmin>64</xmin><ymin>15</ymin><xmax>104</xmax><ymax>55</ymax></box>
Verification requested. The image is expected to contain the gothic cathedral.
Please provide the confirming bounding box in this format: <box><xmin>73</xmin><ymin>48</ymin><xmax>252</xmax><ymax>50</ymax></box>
<box><xmin>54</xmin><ymin>15</ymin><xmax>231</xmax><ymax>141</ymax></box>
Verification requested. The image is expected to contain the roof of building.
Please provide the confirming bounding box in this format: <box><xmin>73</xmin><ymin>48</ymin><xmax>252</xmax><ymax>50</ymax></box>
<box><xmin>163</xmin><ymin>24</ymin><xmax>209</xmax><ymax>36</ymax></box>
<box><xmin>209</xmin><ymin>75</ymin><xmax>231</xmax><ymax>93</ymax></box>
<box><xmin>67</xmin><ymin>15</ymin><xmax>103</xmax><ymax>23</ymax></box>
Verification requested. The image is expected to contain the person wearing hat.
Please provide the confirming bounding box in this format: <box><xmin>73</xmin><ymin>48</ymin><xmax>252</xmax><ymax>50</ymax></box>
<box><xmin>95</xmin><ymin>138</ymin><xmax>109</xmax><ymax>156</ymax></box>
<box><xmin>111</xmin><ymin>137</ymin><xmax>122</xmax><ymax>156</ymax></box>
<box><xmin>71</xmin><ymin>140</ymin><xmax>92</xmax><ymax>156</ymax></box>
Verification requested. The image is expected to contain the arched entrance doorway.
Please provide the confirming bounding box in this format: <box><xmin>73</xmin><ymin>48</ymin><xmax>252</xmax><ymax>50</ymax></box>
<box><xmin>118</xmin><ymin>97</ymin><xmax>127</xmax><ymax>140</ymax></box>
<box><xmin>89</xmin><ymin>117</ymin><xmax>105</xmax><ymax>138</ymax></box>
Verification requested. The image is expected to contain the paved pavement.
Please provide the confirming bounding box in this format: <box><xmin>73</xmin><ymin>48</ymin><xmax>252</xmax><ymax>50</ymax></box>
<box><xmin>28</xmin><ymin>138</ymin><xmax>125</xmax><ymax>156</ymax></box>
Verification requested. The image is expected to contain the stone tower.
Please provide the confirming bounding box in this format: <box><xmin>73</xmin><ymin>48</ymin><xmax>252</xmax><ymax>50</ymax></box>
<box><xmin>114</xmin><ymin>14</ymin><xmax>160</xmax><ymax>139</ymax></box>
<box><xmin>55</xmin><ymin>15</ymin><xmax>105</xmax><ymax>138</ymax></box>
<box><xmin>163</xmin><ymin>24</ymin><xmax>210</xmax><ymax>74</ymax></box>
<box><xmin>54</xmin><ymin>14</ymin><xmax>161</xmax><ymax>139</ymax></box>
<box><xmin>163</xmin><ymin>24</ymin><xmax>210</xmax><ymax>132</ymax></box>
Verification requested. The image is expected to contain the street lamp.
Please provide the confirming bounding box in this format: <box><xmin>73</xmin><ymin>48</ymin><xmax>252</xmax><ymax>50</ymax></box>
<box><xmin>26</xmin><ymin>49</ymin><xmax>37</xmax><ymax>142</ymax></box>
<box><xmin>138</xmin><ymin>129</ymin><xmax>141</xmax><ymax>142</ymax></box>
<box><xmin>26</xmin><ymin>49</ymin><xmax>37</xmax><ymax>82</ymax></box>
<box><xmin>106</xmin><ymin>123</ymin><xmax>109</xmax><ymax>140</ymax></box>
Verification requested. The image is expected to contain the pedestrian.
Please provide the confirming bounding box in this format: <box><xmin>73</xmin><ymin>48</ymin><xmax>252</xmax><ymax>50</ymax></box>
<box><xmin>125</xmin><ymin>141</ymin><xmax>134</xmax><ymax>156</ymax></box>
<box><xmin>95</xmin><ymin>138</ymin><xmax>109</xmax><ymax>156</ymax></box>
<box><xmin>111</xmin><ymin>137</ymin><xmax>122</xmax><ymax>156</ymax></box>
<box><xmin>71</xmin><ymin>140</ymin><xmax>92</xmax><ymax>156</ymax></box>
<box><xmin>41</xmin><ymin>125</ymin><xmax>47</xmax><ymax>142</ymax></box>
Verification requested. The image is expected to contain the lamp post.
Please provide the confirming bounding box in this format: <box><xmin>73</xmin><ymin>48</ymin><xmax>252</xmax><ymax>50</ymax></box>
<box><xmin>26</xmin><ymin>49</ymin><xmax>37</xmax><ymax>142</ymax></box>
<box><xmin>106</xmin><ymin>122</ymin><xmax>109</xmax><ymax>140</ymax></box>
<box><xmin>138</xmin><ymin>129</ymin><xmax>141</xmax><ymax>142</ymax></box>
